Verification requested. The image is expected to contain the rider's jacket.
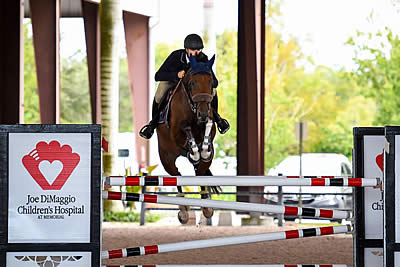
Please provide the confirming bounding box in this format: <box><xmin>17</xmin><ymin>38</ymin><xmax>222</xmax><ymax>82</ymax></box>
<box><xmin>155</xmin><ymin>49</ymin><xmax>218</xmax><ymax>89</ymax></box>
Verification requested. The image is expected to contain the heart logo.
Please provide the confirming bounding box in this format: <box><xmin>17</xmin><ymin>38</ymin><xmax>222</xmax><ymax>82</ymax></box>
<box><xmin>22</xmin><ymin>141</ymin><xmax>80</xmax><ymax>190</ymax></box>
<box><xmin>376</xmin><ymin>152</ymin><xmax>383</xmax><ymax>172</ymax></box>
<box><xmin>39</xmin><ymin>160</ymin><xmax>63</xmax><ymax>185</ymax></box>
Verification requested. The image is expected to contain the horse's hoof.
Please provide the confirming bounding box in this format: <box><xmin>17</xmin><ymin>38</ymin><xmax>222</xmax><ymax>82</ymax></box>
<box><xmin>201</xmin><ymin>148</ymin><xmax>214</xmax><ymax>162</ymax></box>
<box><xmin>178</xmin><ymin>210</ymin><xmax>189</xmax><ymax>224</ymax></box>
<box><xmin>202</xmin><ymin>207</ymin><xmax>214</xmax><ymax>218</ymax></box>
<box><xmin>187</xmin><ymin>152</ymin><xmax>200</xmax><ymax>165</ymax></box>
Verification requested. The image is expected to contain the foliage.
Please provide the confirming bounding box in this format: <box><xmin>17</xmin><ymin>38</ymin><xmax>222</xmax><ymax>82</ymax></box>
<box><xmin>103</xmin><ymin>210</ymin><xmax>162</xmax><ymax>223</ymax></box>
<box><xmin>60</xmin><ymin>54</ymin><xmax>91</xmax><ymax>123</ymax></box>
<box><xmin>23</xmin><ymin>21</ymin><xmax>40</xmax><ymax>123</ymax></box>
<box><xmin>214</xmin><ymin>30</ymin><xmax>238</xmax><ymax>157</ymax></box>
<box><xmin>155</xmin><ymin>41</ymin><xmax>181</xmax><ymax>71</ymax></box>
<box><xmin>347</xmin><ymin>27</ymin><xmax>400</xmax><ymax>125</ymax></box>
<box><xmin>264</xmin><ymin>27</ymin><xmax>376</xmax><ymax>168</ymax></box>
<box><xmin>119</xmin><ymin>58</ymin><xmax>133</xmax><ymax>132</ymax></box>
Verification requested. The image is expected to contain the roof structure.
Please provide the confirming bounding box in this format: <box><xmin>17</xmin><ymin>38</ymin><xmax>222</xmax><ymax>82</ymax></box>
<box><xmin>23</xmin><ymin>0</ymin><xmax>158</xmax><ymax>17</ymax></box>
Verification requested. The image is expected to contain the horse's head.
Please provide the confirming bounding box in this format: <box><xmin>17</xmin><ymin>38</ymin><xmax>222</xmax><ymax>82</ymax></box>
<box><xmin>184</xmin><ymin>55</ymin><xmax>215</xmax><ymax>123</ymax></box>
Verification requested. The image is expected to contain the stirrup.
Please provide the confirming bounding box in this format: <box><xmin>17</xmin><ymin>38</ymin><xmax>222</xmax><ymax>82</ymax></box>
<box><xmin>216</xmin><ymin>118</ymin><xmax>230</xmax><ymax>134</ymax></box>
<box><xmin>139</xmin><ymin>124</ymin><xmax>155</xmax><ymax>139</ymax></box>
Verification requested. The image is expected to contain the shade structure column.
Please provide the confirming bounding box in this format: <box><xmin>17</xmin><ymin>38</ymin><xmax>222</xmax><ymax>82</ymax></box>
<box><xmin>30</xmin><ymin>0</ymin><xmax>61</xmax><ymax>124</ymax></box>
<box><xmin>82</xmin><ymin>0</ymin><xmax>101</xmax><ymax>124</ymax></box>
<box><xmin>123</xmin><ymin>11</ymin><xmax>150</xmax><ymax>166</ymax></box>
<box><xmin>237</xmin><ymin>0</ymin><xmax>266</xmax><ymax>206</ymax></box>
<box><xmin>0</xmin><ymin>0</ymin><xmax>24</xmax><ymax>124</ymax></box>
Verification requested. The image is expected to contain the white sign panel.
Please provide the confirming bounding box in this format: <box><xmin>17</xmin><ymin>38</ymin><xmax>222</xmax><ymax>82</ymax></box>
<box><xmin>7</xmin><ymin>251</ymin><xmax>91</xmax><ymax>266</ymax></box>
<box><xmin>396</xmin><ymin>251</ymin><xmax>400</xmax><ymax>267</ymax></box>
<box><xmin>396</xmin><ymin>135</ymin><xmax>400</xmax><ymax>242</ymax></box>
<box><xmin>364</xmin><ymin>248</ymin><xmax>383</xmax><ymax>267</ymax></box>
<box><xmin>363</xmin><ymin>136</ymin><xmax>384</xmax><ymax>239</ymax></box>
<box><xmin>8</xmin><ymin>133</ymin><xmax>91</xmax><ymax>243</ymax></box>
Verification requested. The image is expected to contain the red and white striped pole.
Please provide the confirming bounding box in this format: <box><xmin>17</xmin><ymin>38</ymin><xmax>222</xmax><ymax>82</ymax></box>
<box><xmin>101</xmin><ymin>225</ymin><xmax>350</xmax><ymax>260</ymax></box>
<box><xmin>102</xmin><ymin>265</ymin><xmax>350</xmax><ymax>267</ymax></box>
<box><xmin>104</xmin><ymin>176</ymin><xmax>380</xmax><ymax>187</ymax></box>
<box><xmin>102</xmin><ymin>191</ymin><xmax>350</xmax><ymax>219</ymax></box>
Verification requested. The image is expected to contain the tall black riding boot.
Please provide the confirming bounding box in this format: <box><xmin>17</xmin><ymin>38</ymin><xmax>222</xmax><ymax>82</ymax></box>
<box><xmin>139</xmin><ymin>99</ymin><xmax>160</xmax><ymax>139</ymax></box>
<box><xmin>211</xmin><ymin>94</ymin><xmax>230</xmax><ymax>134</ymax></box>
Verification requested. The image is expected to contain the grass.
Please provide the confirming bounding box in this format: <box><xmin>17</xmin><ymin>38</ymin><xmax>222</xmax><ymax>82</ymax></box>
<box><xmin>103</xmin><ymin>211</ymin><xmax>163</xmax><ymax>223</ymax></box>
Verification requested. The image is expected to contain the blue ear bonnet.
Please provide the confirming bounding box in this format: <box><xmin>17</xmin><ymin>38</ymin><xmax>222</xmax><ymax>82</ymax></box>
<box><xmin>189</xmin><ymin>55</ymin><xmax>215</xmax><ymax>75</ymax></box>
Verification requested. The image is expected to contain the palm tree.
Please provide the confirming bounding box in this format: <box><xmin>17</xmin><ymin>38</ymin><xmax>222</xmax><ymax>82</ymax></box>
<box><xmin>100</xmin><ymin>0</ymin><xmax>121</xmax><ymax>176</ymax></box>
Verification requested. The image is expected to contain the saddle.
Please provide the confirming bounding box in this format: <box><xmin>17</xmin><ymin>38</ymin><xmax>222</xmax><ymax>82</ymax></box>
<box><xmin>157</xmin><ymin>81</ymin><xmax>181</xmax><ymax>127</ymax></box>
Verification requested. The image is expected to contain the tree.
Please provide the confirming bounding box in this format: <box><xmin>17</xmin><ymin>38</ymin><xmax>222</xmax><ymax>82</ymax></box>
<box><xmin>119</xmin><ymin>58</ymin><xmax>133</xmax><ymax>132</ymax></box>
<box><xmin>23</xmin><ymin>21</ymin><xmax>40</xmax><ymax>123</ymax></box>
<box><xmin>100</xmin><ymin>0</ymin><xmax>122</xmax><ymax>176</ymax></box>
<box><xmin>214</xmin><ymin>29</ymin><xmax>237</xmax><ymax>157</ymax></box>
<box><xmin>60</xmin><ymin>54</ymin><xmax>91</xmax><ymax>123</ymax></box>
<box><xmin>347</xmin><ymin>27</ymin><xmax>400</xmax><ymax>125</ymax></box>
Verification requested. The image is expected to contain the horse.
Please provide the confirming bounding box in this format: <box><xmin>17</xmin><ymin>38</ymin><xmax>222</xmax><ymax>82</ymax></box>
<box><xmin>156</xmin><ymin>55</ymin><xmax>219</xmax><ymax>224</ymax></box>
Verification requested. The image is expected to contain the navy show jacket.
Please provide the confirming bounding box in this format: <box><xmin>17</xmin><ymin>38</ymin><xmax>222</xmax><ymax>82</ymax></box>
<box><xmin>155</xmin><ymin>49</ymin><xmax>218</xmax><ymax>89</ymax></box>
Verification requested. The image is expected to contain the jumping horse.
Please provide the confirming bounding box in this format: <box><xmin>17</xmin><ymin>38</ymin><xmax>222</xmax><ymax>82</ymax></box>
<box><xmin>156</xmin><ymin>55</ymin><xmax>219</xmax><ymax>224</ymax></box>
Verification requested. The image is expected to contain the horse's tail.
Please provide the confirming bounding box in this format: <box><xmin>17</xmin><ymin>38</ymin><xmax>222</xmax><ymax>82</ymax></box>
<box><xmin>204</xmin><ymin>169</ymin><xmax>221</xmax><ymax>194</ymax></box>
<box><xmin>209</xmin><ymin>186</ymin><xmax>222</xmax><ymax>195</ymax></box>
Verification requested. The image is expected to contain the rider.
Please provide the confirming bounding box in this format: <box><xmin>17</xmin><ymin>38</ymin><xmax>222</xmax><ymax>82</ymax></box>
<box><xmin>139</xmin><ymin>33</ymin><xmax>230</xmax><ymax>139</ymax></box>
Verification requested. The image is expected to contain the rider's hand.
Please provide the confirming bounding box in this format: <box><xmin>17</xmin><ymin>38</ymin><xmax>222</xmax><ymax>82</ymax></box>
<box><xmin>178</xmin><ymin>70</ymin><xmax>185</xmax><ymax>79</ymax></box>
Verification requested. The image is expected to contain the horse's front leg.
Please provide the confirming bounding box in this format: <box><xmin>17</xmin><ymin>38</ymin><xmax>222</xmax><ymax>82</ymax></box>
<box><xmin>182</xmin><ymin>124</ymin><xmax>200</xmax><ymax>165</ymax></box>
<box><xmin>200</xmin><ymin>118</ymin><xmax>214</xmax><ymax>162</ymax></box>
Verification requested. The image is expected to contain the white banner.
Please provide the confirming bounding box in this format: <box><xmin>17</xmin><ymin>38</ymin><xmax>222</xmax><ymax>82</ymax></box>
<box><xmin>6</xmin><ymin>251</ymin><xmax>91</xmax><ymax>266</ymax></box>
<box><xmin>8</xmin><ymin>133</ymin><xmax>91</xmax><ymax>243</ymax></box>
<box><xmin>363</xmin><ymin>136</ymin><xmax>384</xmax><ymax>239</ymax></box>
<box><xmin>364</xmin><ymin>248</ymin><xmax>383</xmax><ymax>267</ymax></box>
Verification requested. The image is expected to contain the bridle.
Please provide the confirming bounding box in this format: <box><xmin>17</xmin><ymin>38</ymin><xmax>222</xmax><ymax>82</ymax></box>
<box><xmin>181</xmin><ymin>69</ymin><xmax>213</xmax><ymax>114</ymax></box>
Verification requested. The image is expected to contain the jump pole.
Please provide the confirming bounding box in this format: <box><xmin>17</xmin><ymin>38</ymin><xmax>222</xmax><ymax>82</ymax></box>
<box><xmin>105</xmin><ymin>176</ymin><xmax>380</xmax><ymax>187</ymax></box>
<box><xmin>101</xmin><ymin>225</ymin><xmax>351</xmax><ymax>260</ymax></box>
<box><xmin>103</xmin><ymin>191</ymin><xmax>350</xmax><ymax>219</ymax></box>
<box><xmin>102</xmin><ymin>265</ymin><xmax>350</xmax><ymax>267</ymax></box>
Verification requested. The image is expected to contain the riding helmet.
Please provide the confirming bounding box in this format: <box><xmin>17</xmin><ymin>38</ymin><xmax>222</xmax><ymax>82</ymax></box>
<box><xmin>184</xmin><ymin>34</ymin><xmax>204</xmax><ymax>50</ymax></box>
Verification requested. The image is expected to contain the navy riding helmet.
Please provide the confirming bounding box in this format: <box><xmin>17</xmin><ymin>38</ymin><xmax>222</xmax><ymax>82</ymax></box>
<box><xmin>184</xmin><ymin>34</ymin><xmax>204</xmax><ymax>50</ymax></box>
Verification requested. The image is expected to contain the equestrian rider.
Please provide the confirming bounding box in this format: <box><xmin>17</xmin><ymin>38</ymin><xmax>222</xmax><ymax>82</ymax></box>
<box><xmin>139</xmin><ymin>33</ymin><xmax>230</xmax><ymax>139</ymax></box>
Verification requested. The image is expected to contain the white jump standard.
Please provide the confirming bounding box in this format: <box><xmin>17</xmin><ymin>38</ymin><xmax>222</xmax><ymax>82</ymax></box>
<box><xmin>101</xmin><ymin>225</ymin><xmax>351</xmax><ymax>260</ymax></box>
<box><xmin>105</xmin><ymin>175</ymin><xmax>381</xmax><ymax>187</ymax></box>
<box><xmin>103</xmin><ymin>191</ymin><xmax>350</xmax><ymax>219</ymax></box>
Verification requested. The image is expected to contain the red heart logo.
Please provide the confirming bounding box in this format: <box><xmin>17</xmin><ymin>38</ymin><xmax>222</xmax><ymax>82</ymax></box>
<box><xmin>22</xmin><ymin>141</ymin><xmax>80</xmax><ymax>190</ymax></box>
<box><xmin>376</xmin><ymin>152</ymin><xmax>383</xmax><ymax>173</ymax></box>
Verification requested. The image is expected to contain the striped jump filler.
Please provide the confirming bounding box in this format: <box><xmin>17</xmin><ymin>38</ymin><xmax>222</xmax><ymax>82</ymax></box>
<box><xmin>103</xmin><ymin>265</ymin><xmax>350</xmax><ymax>267</ymax></box>
<box><xmin>104</xmin><ymin>175</ymin><xmax>380</xmax><ymax>187</ymax></box>
<box><xmin>101</xmin><ymin>225</ymin><xmax>351</xmax><ymax>260</ymax></box>
<box><xmin>102</xmin><ymin>191</ymin><xmax>350</xmax><ymax>219</ymax></box>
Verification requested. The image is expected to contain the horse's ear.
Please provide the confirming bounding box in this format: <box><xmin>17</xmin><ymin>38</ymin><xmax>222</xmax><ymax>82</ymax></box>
<box><xmin>189</xmin><ymin>55</ymin><xmax>198</xmax><ymax>67</ymax></box>
<box><xmin>207</xmin><ymin>55</ymin><xmax>215</xmax><ymax>69</ymax></box>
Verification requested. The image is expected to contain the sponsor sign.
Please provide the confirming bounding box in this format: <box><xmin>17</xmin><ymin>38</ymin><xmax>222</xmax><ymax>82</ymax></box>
<box><xmin>363</xmin><ymin>136</ymin><xmax>384</xmax><ymax>239</ymax></box>
<box><xmin>364</xmin><ymin>248</ymin><xmax>384</xmax><ymax>267</ymax></box>
<box><xmin>6</xmin><ymin>251</ymin><xmax>91</xmax><ymax>266</ymax></box>
<box><xmin>8</xmin><ymin>133</ymin><xmax>91</xmax><ymax>243</ymax></box>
